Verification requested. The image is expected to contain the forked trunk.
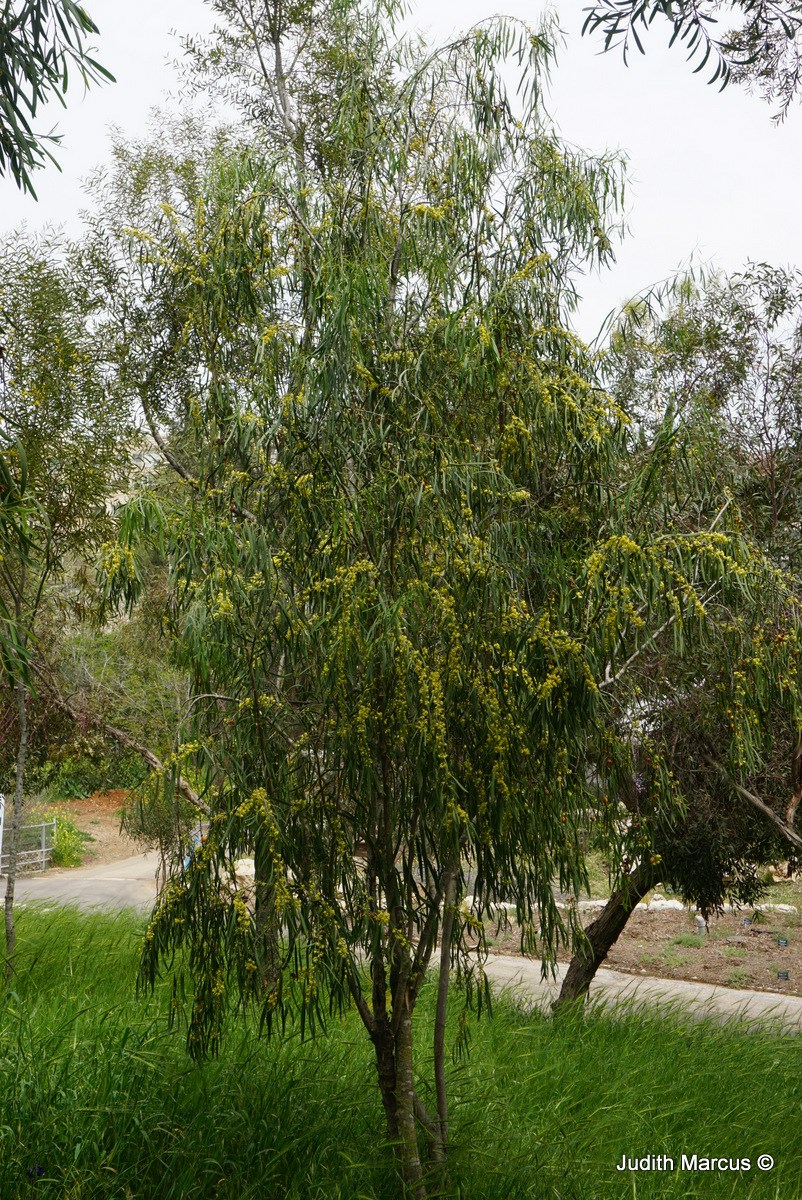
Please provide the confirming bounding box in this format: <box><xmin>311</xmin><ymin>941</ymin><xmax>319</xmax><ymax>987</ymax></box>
<box><xmin>554</xmin><ymin>861</ymin><xmax>656</xmax><ymax>1008</ymax></box>
<box><xmin>371</xmin><ymin>1012</ymin><xmax>426</xmax><ymax>1196</ymax></box>
<box><xmin>394</xmin><ymin>1007</ymin><xmax>425</xmax><ymax>1197</ymax></box>
<box><xmin>372</xmin><ymin>1021</ymin><xmax>400</xmax><ymax>1141</ymax></box>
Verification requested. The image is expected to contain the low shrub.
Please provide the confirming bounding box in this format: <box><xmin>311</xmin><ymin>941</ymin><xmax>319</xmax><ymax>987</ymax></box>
<box><xmin>28</xmin><ymin>803</ymin><xmax>93</xmax><ymax>867</ymax></box>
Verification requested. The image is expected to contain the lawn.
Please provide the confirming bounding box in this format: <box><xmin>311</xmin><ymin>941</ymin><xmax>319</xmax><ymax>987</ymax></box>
<box><xmin>2</xmin><ymin>906</ymin><xmax>801</xmax><ymax>1198</ymax></box>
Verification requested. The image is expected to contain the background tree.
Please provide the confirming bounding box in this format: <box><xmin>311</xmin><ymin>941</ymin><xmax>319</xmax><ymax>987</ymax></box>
<box><xmin>0</xmin><ymin>0</ymin><xmax>113</xmax><ymax>195</ymax></box>
<box><xmin>557</xmin><ymin>264</ymin><xmax>802</xmax><ymax>1006</ymax></box>
<box><xmin>0</xmin><ymin>232</ymin><xmax>132</xmax><ymax>976</ymax></box>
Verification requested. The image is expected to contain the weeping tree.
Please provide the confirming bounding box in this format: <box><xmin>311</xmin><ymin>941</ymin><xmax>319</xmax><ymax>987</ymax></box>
<box><xmin>101</xmin><ymin>2</ymin><xmax>802</xmax><ymax>1192</ymax></box>
<box><xmin>0</xmin><ymin>233</ymin><xmax>131</xmax><ymax>976</ymax></box>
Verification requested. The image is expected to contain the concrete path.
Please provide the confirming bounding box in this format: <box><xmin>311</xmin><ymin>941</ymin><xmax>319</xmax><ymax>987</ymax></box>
<box><xmin>484</xmin><ymin>953</ymin><xmax>802</xmax><ymax>1031</ymax></box>
<box><xmin>6</xmin><ymin>851</ymin><xmax>161</xmax><ymax>911</ymax></box>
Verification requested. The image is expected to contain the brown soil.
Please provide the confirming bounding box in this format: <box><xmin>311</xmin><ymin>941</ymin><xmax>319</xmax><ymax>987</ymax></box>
<box><xmin>55</xmin><ymin>789</ymin><xmax>141</xmax><ymax>867</ymax></box>
<box><xmin>487</xmin><ymin>905</ymin><xmax>802</xmax><ymax>996</ymax></box>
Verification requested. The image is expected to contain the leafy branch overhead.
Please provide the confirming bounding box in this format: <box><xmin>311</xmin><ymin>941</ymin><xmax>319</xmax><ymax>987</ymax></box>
<box><xmin>0</xmin><ymin>0</ymin><xmax>114</xmax><ymax>195</ymax></box>
<box><xmin>585</xmin><ymin>0</ymin><xmax>802</xmax><ymax>119</ymax></box>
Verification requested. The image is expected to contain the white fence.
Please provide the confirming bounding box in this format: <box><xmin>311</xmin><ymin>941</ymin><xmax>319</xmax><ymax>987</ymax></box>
<box><xmin>0</xmin><ymin>794</ymin><xmax>57</xmax><ymax>872</ymax></box>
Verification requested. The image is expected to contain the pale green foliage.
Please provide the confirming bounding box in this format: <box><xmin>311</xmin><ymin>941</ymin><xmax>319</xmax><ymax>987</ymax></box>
<box><xmin>607</xmin><ymin>263</ymin><xmax>802</xmax><ymax>570</ymax></box>
<box><xmin>0</xmin><ymin>236</ymin><xmax>131</xmax><ymax>546</ymax></box>
<box><xmin>0</xmin><ymin>232</ymin><xmax>136</xmax><ymax>675</ymax></box>
<box><xmin>587</xmin><ymin>265</ymin><xmax>802</xmax><ymax>914</ymax></box>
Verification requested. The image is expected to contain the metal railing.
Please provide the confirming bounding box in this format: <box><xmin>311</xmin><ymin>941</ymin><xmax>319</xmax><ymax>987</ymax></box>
<box><xmin>0</xmin><ymin>794</ymin><xmax>57</xmax><ymax>872</ymax></box>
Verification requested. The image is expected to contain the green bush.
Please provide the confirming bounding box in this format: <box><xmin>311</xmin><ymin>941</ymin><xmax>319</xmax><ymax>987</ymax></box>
<box><xmin>30</xmin><ymin>742</ymin><xmax>147</xmax><ymax>801</ymax></box>
<box><xmin>28</xmin><ymin>804</ymin><xmax>93</xmax><ymax>867</ymax></box>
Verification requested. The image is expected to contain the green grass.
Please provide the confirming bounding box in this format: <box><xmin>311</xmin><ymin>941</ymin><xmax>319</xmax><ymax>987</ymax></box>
<box><xmin>756</xmin><ymin>875</ymin><xmax>802</xmax><ymax>908</ymax></box>
<box><xmin>671</xmin><ymin>933</ymin><xmax>706</xmax><ymax>949</ymax></box>
<box><xmin>725</xmin><ymin>968</ymin><xmax>753</xmax><ymax>988</ymax></box>
<box><xmin>639</xmin><ymin>948</ymin><xmax>688</xmax><ymax>969</ymax></box>
<box><xmin>580</xmin><ymin>850</ymin><xmax>612</xmax><ymax>898</ymax></box>
<box><xmin>2</xmin><ymin>908</ymin><xmax>802</xmax><ymax>1199</ymax></box>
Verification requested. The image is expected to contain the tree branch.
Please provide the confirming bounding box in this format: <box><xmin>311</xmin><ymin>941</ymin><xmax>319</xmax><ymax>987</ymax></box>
<box><xmin>101</xmin><ymin>720</ymin><xmax>209</xmax><ymax>816</ymax></box>
<box><xmin>40</xmin><ymin>674</ymin><xmax>210</xmax><ymax>817</ymax></box>
<box><xmin>139</xmin><ymin>392</ymin><xmax>257</xmax><ymax>523</ymax></box>
<box><xmin>704</xmin><ymin>755</ymin><xmax>802</xmax><ymax>853</ymax></box>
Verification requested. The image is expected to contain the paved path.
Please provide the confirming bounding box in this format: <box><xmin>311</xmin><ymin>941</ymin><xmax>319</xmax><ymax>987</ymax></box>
<box><xmin>8</xmin><ymin>854</ymin><xmax>802</xmax><ymax>1030</ymax></box>
<box><xmin>6</xmin><ymin>851</ymin><xmax>161</xmax><ymax>911</ymax></box>
<box><xmin>484</xmin><ymin>954</ymin><xmax>802</xmax><ymax>1031</ymax></box>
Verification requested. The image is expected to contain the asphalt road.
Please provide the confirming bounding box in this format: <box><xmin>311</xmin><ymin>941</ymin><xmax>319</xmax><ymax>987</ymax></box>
<box><xmin>7</xmin><ymin>851</ymin><xmax>161</xmax><ymax>911</ymax></box>
<box><xmin>484</xmin><ymin>954</ymin><xmax>802</xmax><ymax>1032</ymax></box>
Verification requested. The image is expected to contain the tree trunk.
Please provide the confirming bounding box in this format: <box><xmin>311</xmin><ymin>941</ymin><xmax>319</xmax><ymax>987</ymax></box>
<box><xmin>372</xmin><ymin>1019</ymin><xmax>400</xmax><ymax>1142</ymax></box>
<box><xmin>4</xmin><ymin>678</ymin><xmax>29</xmax><ymax>981</ymax></box>
<box><xmin>431</xmin><ymin>865</ymin><xmax>457</xmax><ymax>1163</ymax></box>
<box><xmin>394</xmin><ymin>1007</ymin><xmax>425</xmax><ymax>1198</ymax></box>
<box><xmin>554</xmin><ymin>861</ymin><xmax>656</xmax><ymax>1009</ymax></box>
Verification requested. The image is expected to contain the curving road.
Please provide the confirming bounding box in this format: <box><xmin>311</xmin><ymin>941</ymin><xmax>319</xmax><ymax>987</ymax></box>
<box><xmin>7</xmin><ymin>851</ymin><xmax>161</xmax><ymax>911</ymax></box>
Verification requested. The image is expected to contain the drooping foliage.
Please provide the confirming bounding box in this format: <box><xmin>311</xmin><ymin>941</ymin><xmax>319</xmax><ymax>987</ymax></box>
<box><xmin>585</xmin><ymin>0</ymin><xmax>802</xmax><ymax>120</ymax></box>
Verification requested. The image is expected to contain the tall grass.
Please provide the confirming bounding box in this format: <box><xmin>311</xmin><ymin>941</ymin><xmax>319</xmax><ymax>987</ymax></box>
<box><xmin>1</xmin><ymin>906</ymin><xmax>801</xmax><ymax>1199</ymax></box>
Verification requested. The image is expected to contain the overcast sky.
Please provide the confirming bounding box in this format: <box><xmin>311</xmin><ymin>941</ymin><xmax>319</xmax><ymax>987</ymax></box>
<box><xmin>2</xmin><ymin>0</ymin><xmax>800</xmax><ymax>339</ymax></box>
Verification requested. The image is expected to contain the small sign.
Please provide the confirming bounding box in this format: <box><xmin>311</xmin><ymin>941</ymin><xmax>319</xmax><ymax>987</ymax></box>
<box><xmin>778</xmin><ymin>971</ymin><xmax>790</xmax><ymax>981</ymax></box>
<box><xmin>778</xmin><ymin>937</ymin><xmax>789</xmax><ymax>948</ymax></box>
